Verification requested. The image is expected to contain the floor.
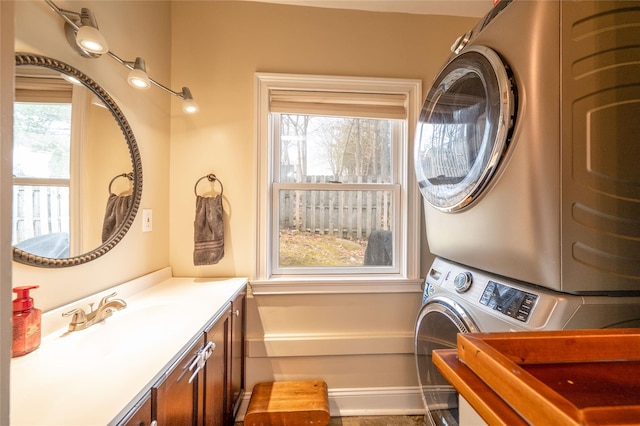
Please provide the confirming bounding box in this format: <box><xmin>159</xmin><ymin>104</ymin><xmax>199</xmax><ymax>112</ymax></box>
<box><xmin>327</xmin><ymin>416</ymin><xmax>425</xmax><ymax>425</ymax></box>
<box><xmin>237</xmin><ymin>416</ymin><xmax>425</xmax><ymax>425</ymax></box>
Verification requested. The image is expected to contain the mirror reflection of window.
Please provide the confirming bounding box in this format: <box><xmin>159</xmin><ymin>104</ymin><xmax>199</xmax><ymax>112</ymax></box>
<box><xmin>12</xmin><ymin>69</ymin><xmax>84</xmax><ymax>258</ymax></box>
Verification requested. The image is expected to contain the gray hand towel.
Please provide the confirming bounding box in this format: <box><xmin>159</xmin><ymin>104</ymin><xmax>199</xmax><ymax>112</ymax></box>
<box><xmin>102</xmin><ymin>194</ymin><xmax>131</xmax><ymax>243</ymax></box>
<box><xmin>194</xmin><ymin>195</ymin><xmax>224</xmax><ymax>265</ymax></box>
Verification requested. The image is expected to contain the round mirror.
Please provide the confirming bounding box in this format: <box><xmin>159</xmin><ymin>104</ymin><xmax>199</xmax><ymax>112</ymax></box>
<box><xmin>13</xmin><ymin>53</ymin><xmax>142</xmax><ymax>267</ymax></box>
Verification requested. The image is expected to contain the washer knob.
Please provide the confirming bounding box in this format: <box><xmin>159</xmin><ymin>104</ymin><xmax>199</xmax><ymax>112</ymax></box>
<box><xmin>454</xmin><ymin>272</ymin><xmax>473</xmax><ymax>293</ymax></box>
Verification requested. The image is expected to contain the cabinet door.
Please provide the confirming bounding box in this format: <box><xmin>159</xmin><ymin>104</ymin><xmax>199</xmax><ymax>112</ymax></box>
<box><xmin>202</xmin><ymin>307</ymin><xmax>230</xmax><ymax>426</ymax></box>
<box><xmin>228</xmin><ymin>291</ymin><xmax>246</xmax><ymax>422</ymax></box>
<box><xmin>155</xmin><ymin>336</ymin><xmax>203</xmax><ymax>426</ymax></box>
<box><xmin>120</xmin><ymin>392</ymin><xmax>152</xmax><ymax>426</ymax></box>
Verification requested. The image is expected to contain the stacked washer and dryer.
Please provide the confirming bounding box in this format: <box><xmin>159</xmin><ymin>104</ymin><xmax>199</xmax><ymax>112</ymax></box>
<box><xmin>413</xmin><ymin>1</ymin><xmax>640</xmax><ymax>425</ymax></box>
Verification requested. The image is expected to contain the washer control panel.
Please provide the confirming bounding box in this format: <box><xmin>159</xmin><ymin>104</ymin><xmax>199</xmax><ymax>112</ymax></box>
<box><xmin>454</xmin><ymin>272</ymin><xmax>473</xmax><ymax>293</ymax></box>
<box><xmin>480</xmin><ymin>280</ymin><xmax>538</xmax><ymax>322</ymax></box>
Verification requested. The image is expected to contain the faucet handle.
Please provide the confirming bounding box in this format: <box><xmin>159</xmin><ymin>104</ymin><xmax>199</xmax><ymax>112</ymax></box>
<box><xmin>63</xmin><ymin>307</ymin><xmax>86</xmax><ymax>320</ymax></box>
<box><xmin>62</xmin><ymin>307</ymin><xmax>88</xmax><ymax>328</ymax></box>
<box><xmin>99</xmin><ymin>292</ymin><xmax>119</xmax><ymax>306</ymax></box>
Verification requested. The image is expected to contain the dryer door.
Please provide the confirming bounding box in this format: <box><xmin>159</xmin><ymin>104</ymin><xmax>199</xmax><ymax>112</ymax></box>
<box><xmin>415</xmin><ymin>45</ymin><xmax>516</xmax><ymax>212</ymax></box>
<box><xmin>415</xmin><ymin>297</ymin><xmax>479</xmax><ymax>426</ymax></box>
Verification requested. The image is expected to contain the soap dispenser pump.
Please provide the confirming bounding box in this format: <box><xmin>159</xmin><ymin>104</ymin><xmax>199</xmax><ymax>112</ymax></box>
<box><xmin>12</xmin><ymin>285</ymin><xmax>42</xmax><ymax>357</ymax></box>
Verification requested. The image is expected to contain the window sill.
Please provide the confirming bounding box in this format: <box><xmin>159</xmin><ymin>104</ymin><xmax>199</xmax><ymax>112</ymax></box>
<box><xmin>249</xmin><ymin>277</ymin><xmax>424</xmax><ymax>295</ymax></box>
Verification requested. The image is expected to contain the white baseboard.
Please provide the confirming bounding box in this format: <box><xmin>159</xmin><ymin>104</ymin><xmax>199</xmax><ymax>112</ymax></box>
<box><xmin>328</xmin><ymin>386</ymin><xmax>425</xmax><ymax>417</ymax></box>
<box><xmin>235</xmin><ymin>386</ymin><xmax>425</xmax><ymax>421</ymax></box>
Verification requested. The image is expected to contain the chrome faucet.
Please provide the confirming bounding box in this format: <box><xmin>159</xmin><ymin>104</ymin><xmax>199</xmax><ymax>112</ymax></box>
<box><xmin>62</xmin><ymin>292</ymin><xmax>127</xmax><ymax>332</ymax></box>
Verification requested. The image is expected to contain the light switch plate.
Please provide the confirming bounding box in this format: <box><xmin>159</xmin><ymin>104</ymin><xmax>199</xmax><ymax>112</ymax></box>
<box><xmin>142</xmin><ymin>209</ymin><xmax>152</xmax><ymax>232</ymax></box>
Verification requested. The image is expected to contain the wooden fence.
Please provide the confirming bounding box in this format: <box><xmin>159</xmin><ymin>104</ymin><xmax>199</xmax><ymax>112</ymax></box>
<box><xmin>279</xmin><ymin>176</ymin><xmax>392</xmax><ymax>240</ymax></box>
<box><xmin>12</xmin><ymin>185</ymin><xmax>69</xmax><ymax>244</ymax></box>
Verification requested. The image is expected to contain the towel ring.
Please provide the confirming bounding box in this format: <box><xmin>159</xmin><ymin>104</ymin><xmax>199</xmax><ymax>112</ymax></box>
<box><xmin>194</xmin><ymin>174</ymin><xmax>224</xmax><ymax>197</ymax></box>
<box><xmin>108</xmin><ymin>172</ymin><xmax>134</xmax><ymax>196</ymax></box>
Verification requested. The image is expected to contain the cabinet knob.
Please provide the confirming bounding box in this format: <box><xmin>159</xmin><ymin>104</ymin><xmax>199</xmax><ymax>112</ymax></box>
<box><xmin>233</xmin><ymin>309</ymin><xmax>240</xmax><ymax>317</ymax></box>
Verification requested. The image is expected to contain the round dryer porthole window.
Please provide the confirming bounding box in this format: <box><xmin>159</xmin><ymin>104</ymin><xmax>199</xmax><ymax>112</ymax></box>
<box><xmin>414</xmin><ymin>46</ymin><xmax>516</xmax><ymax>212</ymax></box>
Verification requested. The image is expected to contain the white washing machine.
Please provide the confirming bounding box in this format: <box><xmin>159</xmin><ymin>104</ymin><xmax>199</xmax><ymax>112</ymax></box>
<box><xmin>414</xmin><ymin>257</ymin><xmax>640</xmax><ymax>426</ymax></box>
<box><xmin>414</xmin><ymin>0</ymin><xmax>640</xmax><ymax>294</ymax></box>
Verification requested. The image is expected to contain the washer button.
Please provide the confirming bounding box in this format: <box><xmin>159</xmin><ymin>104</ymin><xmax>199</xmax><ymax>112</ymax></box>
<box><xmin>454</xmin><ymin>272</ymin><xmax>473</xmax><ymax>293</ymax></box>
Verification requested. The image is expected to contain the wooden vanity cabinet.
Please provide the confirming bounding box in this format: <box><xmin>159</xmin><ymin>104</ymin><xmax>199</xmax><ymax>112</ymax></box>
<box><xmin>117</xmin><ymin>287</ymin><xmax>246</xmax><ymax>426</ymax></box>
<box><xmin>228</xmin><ymin>291</ymin><xmax>246</xmax><ymax>423</ymax></box>
<box><xmin>154</xmin><ymin>335</ymin><xmax>203</xmax><ymax>425</ymax></box>
<box><xmin>202</xmin><ymin>308</ymin><xmax>230</xmax><ymax>425</ymax></box>
<box><xmin>203</xmin><ymin>290</ymin><xmax>246</xmax><ymax>426</ymax></box>
<box><xmin>120</xmin><ymin>392</ymin><xmax>153</xmax><ymax>426</ymax></box>
<box><xmin>152</xmin><ymin>309</ymin><xmax>231</xmax><ymax>426</ymax></box>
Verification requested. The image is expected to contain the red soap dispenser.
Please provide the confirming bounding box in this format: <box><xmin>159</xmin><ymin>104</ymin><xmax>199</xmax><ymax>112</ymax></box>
<box><xmin>12</xmin><ymin>285</ymin><xmax>42</xmax><ymax>357</ymax></box>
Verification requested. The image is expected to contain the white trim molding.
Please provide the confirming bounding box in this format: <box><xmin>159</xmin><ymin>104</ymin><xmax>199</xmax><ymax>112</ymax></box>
<box><xmin>253</xmin><ymin>72</ymin><xmax>422</xmax><ymax>288</ymax></box>
<box><xmin>246</xmin><ymin>331</ymin><xmax>415</xmax><ymax>358</ymax></box>
<box><xmin>249</xmin><ymin>278</ymin><xmax>423</xmax><ymax>295</ymax></box>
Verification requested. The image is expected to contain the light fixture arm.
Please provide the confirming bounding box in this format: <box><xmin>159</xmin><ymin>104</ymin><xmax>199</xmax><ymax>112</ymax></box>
<box><xmin>45</xmin><ymin>0</ymin><xmax>101</xmax><ymax>33</ymax></box>
<box><xmin>151</xmin><ymin>79</ymin><xmax>188</xmax><ymax>100</ymax></box>
<box><xmin>45</xmin><ymin>0</ymin><xmax>197</xmax><ymax>112</ymax></box>
<box><xmin>107</xmin><ymin>51</ymin><xmax>186</xmax><ymax>99</ymax></box>
<box><xmin>45</xmin><ymin>0</ymin><xmax>81</xmax><ymax>30</ymax></box>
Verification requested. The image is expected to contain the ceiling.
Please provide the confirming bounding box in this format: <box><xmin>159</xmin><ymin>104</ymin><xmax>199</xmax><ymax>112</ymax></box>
<box><xmin>243</xmin><ymin>0</ymin><xmax>494</xmax><ymax>18</ymax></box>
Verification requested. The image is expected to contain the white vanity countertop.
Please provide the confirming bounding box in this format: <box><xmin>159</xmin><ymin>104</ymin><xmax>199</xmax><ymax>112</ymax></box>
<box><xmin>10</xmin><ymin>270</ymin><xmax>248</xmax><ymax>426</ymax></box>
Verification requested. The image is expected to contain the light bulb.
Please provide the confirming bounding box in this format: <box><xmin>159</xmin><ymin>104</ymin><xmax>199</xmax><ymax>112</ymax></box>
<box><xmin>183</xmin><ymin>98</ymin><xmax>199</xmax><ymax>114</ymax></box>
<box><xmin>127</xmin><ymin>58</ymin><xmax>151</xmax><ymax>89</ymax></box>
<box><xmin>128</xmin><ymin>69</ymin><xmax>150</xmax><ymax>89</ymax></box>
<box><xmin>75</xmin><ymin>25</ymin><xmax>108</xmax><ymax>54</ymax></box>
<box><xmin>181</xmin><ymin>87</ymin><xmax>199</xmax><ymax>113</ymax></box>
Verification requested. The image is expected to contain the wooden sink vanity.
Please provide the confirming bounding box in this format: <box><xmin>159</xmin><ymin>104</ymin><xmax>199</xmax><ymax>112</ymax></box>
<box><xmin>10</xmin><ymin>268</ymin><xmax>247</xmax><ymax>425</ymax></box>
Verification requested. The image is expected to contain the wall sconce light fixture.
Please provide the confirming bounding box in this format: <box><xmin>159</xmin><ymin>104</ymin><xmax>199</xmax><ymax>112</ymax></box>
<box><xmin>126</xmin><ymin>57</ymin><xmax>151</xmax><ymax>90</ymax></box>
<box><xmin>74</xmin><ymin>12</ymin><xmax>109</xmax><ymax>55</ymax></box>
<box><xmin>181</xmin><ymin>88</ymin><xmax>199</xmax><ymax>114</ymax></box>
<box><xmin>45</xmin><ymin>0</ymin><xmax>198</xmax><ymax>113</ymax></box>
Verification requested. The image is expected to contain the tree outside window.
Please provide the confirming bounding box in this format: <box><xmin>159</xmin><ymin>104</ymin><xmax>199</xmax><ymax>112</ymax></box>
<box><xmin>276</xmin><ymin>114</ymin><xmax>396</xmax><ymax>269</ymax></box>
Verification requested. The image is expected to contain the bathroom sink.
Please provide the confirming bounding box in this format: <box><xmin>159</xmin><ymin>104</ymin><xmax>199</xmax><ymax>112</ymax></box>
<box><xmin>11</xmin><ymin>276</ymin><xmax>248</xmax><ymax>426</ymax></box>
<box><xmin>44</xmin><ymin>301</ymin><xmax>191</xmax><ymax>362</ymax></box>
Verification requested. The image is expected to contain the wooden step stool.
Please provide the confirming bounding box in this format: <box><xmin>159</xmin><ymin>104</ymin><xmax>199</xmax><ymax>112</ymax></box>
<box><xmin>244</xmin><ymin>380</ymin><xmax>330</xmax><ymax>425</ymax></box>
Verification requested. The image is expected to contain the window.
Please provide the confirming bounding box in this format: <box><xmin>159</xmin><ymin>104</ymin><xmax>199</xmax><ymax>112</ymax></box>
<box><xmin>255</xmin><ymin>73</ymin><xmax>421</xmax><ymax>287</ymax></box>
<box><xmin>13</xmin><ymin>101</ymin><xmax>72</xmax><ymax>257</ymax></box>
<box><xmin>12</xmin><ymin>69</ymin><xmax>86</xmax><ymax>258</ymax></box>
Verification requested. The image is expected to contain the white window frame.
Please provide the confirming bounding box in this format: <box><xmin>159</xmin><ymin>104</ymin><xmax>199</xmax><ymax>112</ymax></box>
<box><xmin>253</xmin><ymin>73</ymin><xmax>422</xmax><ymax>293</ymax></box>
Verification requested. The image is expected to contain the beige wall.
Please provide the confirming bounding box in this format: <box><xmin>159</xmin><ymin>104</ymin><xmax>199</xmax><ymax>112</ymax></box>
<box><xmin>170</xmin><ymin>1</ymin><xmax>476</xmax><ymax>396</ymax></box>
<box><xmin>82</xmin><ymin>96</ymin><xmax>134</xmax><ymax>252</ymax></box>
<box><xmin>169</xmin><ymin>1</ymin><xmax>475</xmax><ymax>278</ymax></box>
<box><xmin>12</xmin><ymin>1</ymin><xmax>172</xmax><ymax>312</ymax></box>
